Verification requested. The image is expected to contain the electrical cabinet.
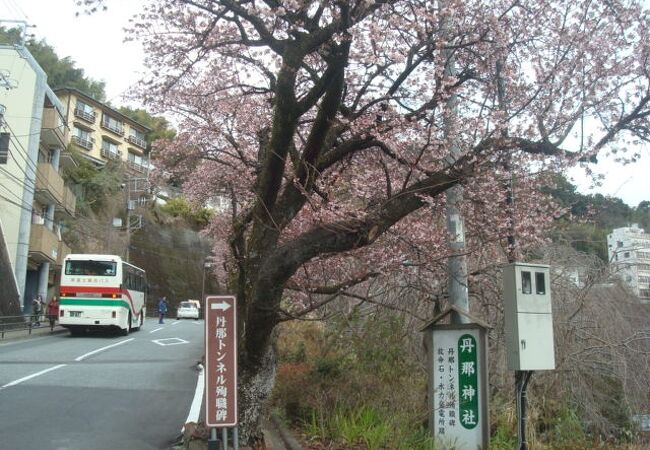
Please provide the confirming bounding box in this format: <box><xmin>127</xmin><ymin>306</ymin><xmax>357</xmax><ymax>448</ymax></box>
<box><xmin>503</xmin><ymin>263</ymin><xmax>555</xmax><ymax>371</ymax></box>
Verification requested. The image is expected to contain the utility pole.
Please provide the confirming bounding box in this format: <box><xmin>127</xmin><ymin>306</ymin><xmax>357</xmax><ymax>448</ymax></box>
<box><xmin>125</xmin><ymin>185</ymin><xmax>131</xmax><ymax>263</ymax></box>
<box><xmin>496</xmin><ymin>53</ymin><xmax>531</xmax><ymax>450</ymax></box>
<box><xmin>441</xmin><ymin>3</ymin><xmax>469</xmax><ymax>324</ymax></box>
<box><xmin>0</xmin><ymin>105</ymin><xmax>8</xmax><ymax>165</ymax></box>
<box><xmin>123</xmin><ymin>177</ymin><xmax>146</xmax><ymax>263</ymax></box>
<box><xmin>201</xmin><ymin>262</ymin><xmax>211</xmax><ymax>302</ymax></box>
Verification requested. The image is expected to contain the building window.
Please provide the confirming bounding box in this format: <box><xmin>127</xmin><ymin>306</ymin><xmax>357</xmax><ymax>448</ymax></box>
<box><xmin>72</xmin><ymin>126</ymin><xmax>94</xmax><ymax>150</ymax></box>
<box><xmin>130</xmin><ymin>128</ymin><xmax>145</xmax><ymax>141</ymax></box>
<box><xmin>128</xmin><ymin>128</ymin><xmax>147</xmax><ymax>149</ymax></box>
<box><xmin>128</xmin><ymin>151</ymin><xmax>142</xmax><ymax>164</ymax></box>
<box><xmin>637</xmin><ymin>251</ymin><xmax>650</xmax><ymax>260</ymax></box>
<box><xmin>73</xmin><ymin>126</ymin><xmax>91</xmax><ymax>140</ymax></box>
<box><xmin>101</xmin><ymin>114</ymin><xmax>124</xmax><ymax>135</ymax></box>
<box><xmin>617</xmin><ymin>241</ymin><xmax>624</xmax><ymax>248</ymax></box>
<box><xmin>127</xmin><ymin>151</ymin><xmax>148</xmax><ymax>173</ymax></box>
<box><xmin>624</xmin><ymin>252</ymin><xmax>630</xmax><ymax>258</ymax></box>
<box><xmin>74</xmin><ymin>100</ymin><xmax>96</xmax><ymax>123</ymax></box>
<box><xmin>101</xmin><ymin>139</ymin><xmax>121</xmax><ymax>160</ymax></box>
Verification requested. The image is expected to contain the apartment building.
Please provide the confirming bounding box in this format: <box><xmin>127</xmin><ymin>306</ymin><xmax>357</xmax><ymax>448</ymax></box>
<box><xmin>607</xmin><ymin>224</ymin><xmax>650</xmax><ymax>302</ymax></box>
<box><xmin>0</xmin><ymin>33</ymin><xmax>76</xmax><ymax>312</ymax></box>
<box><xmin>55</xmin><ymin>87</ymin><xmax>151</xmax><ymax>175</ymax></box>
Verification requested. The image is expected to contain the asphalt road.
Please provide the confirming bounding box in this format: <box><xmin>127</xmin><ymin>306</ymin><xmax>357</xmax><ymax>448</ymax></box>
<box><xmin>0</xmin><ymin>318</ymin><xmax>205</xmax><ymax>450</ymax></box>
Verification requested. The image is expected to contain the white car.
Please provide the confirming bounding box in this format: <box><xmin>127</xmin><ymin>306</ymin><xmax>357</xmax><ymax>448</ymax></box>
<box><xmin>176</xmin><ymin>301</ymin><xmax>199</xmax><ymax>320</ymax></box>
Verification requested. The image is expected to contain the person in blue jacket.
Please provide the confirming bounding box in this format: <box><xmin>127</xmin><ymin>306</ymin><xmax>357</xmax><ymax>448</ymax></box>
<box><xmin>158</xmin><ymin>296</ymin><xmax>168</xmax><ymax>324</ymax></box>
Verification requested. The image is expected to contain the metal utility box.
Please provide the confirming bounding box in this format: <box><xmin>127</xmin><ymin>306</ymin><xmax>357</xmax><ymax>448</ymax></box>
<box><xmin>503</xmin><ymin>263</ymin><xmax>555</xmax><ymax>371</ymax></box>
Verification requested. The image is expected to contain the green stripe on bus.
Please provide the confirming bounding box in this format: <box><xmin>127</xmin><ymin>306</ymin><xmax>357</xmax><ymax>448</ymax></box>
<box><xmin>60</xmin><ymin>298</ymin><xmax>131</xmax><ymax>311</ymax></box>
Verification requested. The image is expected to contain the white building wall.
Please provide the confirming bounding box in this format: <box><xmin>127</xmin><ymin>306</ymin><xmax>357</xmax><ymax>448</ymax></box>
<box><xmin>0</xmin><ymin>44</ymin><xmax>47</xmax><ymax>309</ymax></box>
<box><xmin>607</xmin><ymin>224</ymin><xmax>650</xmax><ymax>301</ymax></box>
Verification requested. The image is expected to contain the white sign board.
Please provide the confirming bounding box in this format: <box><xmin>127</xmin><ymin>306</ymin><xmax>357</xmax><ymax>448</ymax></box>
<box><xmin>430</xmin><ymin>326</ymin><xmax>488</xmax><ymax>449</ymax></box>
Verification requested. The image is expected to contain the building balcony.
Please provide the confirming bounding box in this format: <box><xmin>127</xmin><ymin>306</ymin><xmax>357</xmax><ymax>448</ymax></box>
<box><xmin>126</xmin><ymin>160</ymin><xmax>149</xmax><ymax>174</ymax></box>
<box><xmin>128</xmin><ymin>134</ymin><xmax>147</xmax><ymax>149</ymax></box>
<box><xmin>28</xmin><ymin>224</ymin><xmax>59</xmax><ymax>265</ymax></box>
<box><xmin>74</xmin><ymin>107</ymin><xmax>96</xmax><ymax>124</ymax></box>
<box><xmin>72</xmin><ymin>135</ymin><xmax>94</xmax><ymax>151</ymax></box>
<box><xmin>58</xmin><ymin>150</ymin><xmax>78</xmax><ymax>171</ymax></box>
<box><xmin>101</xmin><ymin>118</ymin><xmax>125</xmax><ymax>136</ymax></box>
<box><xmin>34</xmin><ymin>164</ymin><xmax>76</xmax><ymax>218</ymax></box>
<box><xmin>41</xmin><ymin>107</ymin><xmax>69</xmax><ymax>148</ymax></box>
<box><xmin>34</xmin><ymin>163</ymin><xmax>65</xmax><ymax>206</ymax></box>
<box><xmin>58</xmin><ymin>185</ymin><xmax>76</xmax><ymax>218</ymax></box>
<box><xmin>57</xmin><ymin>240</ymin><xmax>71</xmax><ymax>267</ymax></box>
<box><xmin>101</xmin><ymin>147</ymin><xmax>122</xmax><ymax>161</ymax></box>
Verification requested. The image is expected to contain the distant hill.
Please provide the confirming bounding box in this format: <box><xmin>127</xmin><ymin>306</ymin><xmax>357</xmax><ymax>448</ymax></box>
<box><xmin>545</xmin><ymin>175</ymin><xmax>650</xmax><ymax>260</ymax></box>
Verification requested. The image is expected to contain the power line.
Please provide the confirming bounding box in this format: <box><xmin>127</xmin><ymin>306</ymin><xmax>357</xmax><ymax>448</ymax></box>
<box><xmin>0</xmin><ymin>167</ymin><xmax>31</xmax><ymax>205</ymax></box>
<box><xmin>6</xmin><ymin>0</ymin><xmax>28</xmax><ymax>21</ymax></box>
<box><xmin>2</xmin><ymin>120</ymin><xmax>69</xmax><ymax>198</ymax></box>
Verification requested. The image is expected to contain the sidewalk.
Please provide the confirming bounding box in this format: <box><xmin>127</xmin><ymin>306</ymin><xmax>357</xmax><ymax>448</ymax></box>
<box><xmin>0</xmin><ymin>322</ymin><xmax>67</xmax><ymax>342</ymax></box>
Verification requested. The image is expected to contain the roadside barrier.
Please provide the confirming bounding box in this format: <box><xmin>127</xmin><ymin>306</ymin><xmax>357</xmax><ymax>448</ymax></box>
<box><xmin>0</xmin><ymin>314</ymin><xmax>55</xmax><ymax>339</ymax></box>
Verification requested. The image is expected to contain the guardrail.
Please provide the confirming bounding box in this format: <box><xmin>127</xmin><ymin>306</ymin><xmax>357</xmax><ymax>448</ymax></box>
<box><xmin>0</xmin><ymin>314</ymin><xmax>57</xmax><ymax>339</ymax></box>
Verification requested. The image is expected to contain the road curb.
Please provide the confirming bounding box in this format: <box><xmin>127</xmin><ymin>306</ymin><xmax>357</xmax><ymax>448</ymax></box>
<box><xmin>0</xmin><ymin>326</ymin><xmax>68</xmax><ymax>342</ymax></box>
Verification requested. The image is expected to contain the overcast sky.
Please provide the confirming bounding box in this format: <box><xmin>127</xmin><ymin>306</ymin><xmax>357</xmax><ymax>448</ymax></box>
<box><xmin>2</xmin><ymin>0</ymin><xmax>648</xmax><ymax>208</ymax></box>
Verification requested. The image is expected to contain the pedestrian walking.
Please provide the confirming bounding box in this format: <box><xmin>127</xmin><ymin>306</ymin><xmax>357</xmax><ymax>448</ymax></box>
<box><xmin>31</xmin><ymin>295</ymin><xmax>44</xmax><ymax>327</ymax></box>
<box><xmin>158</xmin><ymin>296</ymin><xmax>168</xmax><ymax>324</ymax></box>
<box><xmin>47</xmin><ymin>296</ymin><xmax>60</xmax><ymax>331</ymax></box>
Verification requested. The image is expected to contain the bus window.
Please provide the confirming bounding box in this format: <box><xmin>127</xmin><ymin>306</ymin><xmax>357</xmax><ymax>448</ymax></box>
<box><xmin>66</xmin><ymin>260</ymin><xmax>117</xmax><ymax>276</ymax></box>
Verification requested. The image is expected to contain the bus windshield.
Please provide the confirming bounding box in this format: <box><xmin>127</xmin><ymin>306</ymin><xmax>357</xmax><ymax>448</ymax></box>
<box><xmin>65</xmin><ymin>260</ymin><xmax>117</xmax><ymax>276</ymax></box>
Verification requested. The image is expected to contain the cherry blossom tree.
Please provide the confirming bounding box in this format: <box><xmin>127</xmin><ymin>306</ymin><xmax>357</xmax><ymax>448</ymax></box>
<box><xmin>84</xmin><ymin>0</ymin><xmax>650</xmax><ymax>443</ymax></box>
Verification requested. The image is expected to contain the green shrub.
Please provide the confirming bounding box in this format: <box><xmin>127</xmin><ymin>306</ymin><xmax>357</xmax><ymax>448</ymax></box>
<box><xmin>159</xmin><ymin>197</ymin><xmax>213</xmax><ymax>227</ymax></box>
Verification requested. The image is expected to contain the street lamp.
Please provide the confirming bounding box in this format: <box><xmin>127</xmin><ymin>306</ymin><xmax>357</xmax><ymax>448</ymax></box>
<box><xmin>201</xmin><ymin>261</ymin><xmax>212</xmax><ymax>303</ymax></box>
<box><xmin>201</xmin><ymin>255</ymin><xmax>219</xmax><ymax>302</ymax></box>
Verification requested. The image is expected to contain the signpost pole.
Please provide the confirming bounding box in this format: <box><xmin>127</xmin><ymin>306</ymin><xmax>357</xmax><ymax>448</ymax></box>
<box><xmin>205</xmin><ymin>295</ymin><xmax>238</xmax><ymax>448</ymax></box>
<box><xmin>208</xmin><ymin>428</ymin><xmax>218</xmax><ymax>450</ymax></box>
<box><xmin>233</xmin><ymin>426</ymin><xmax>239</xmax><ymax>450</ymax></box>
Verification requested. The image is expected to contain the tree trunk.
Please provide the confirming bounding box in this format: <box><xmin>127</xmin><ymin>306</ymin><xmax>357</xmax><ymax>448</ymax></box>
<box><xmin>237</xmin><ymin>341</ymin><xmax>278</xmax><ymax>447</ymax></box>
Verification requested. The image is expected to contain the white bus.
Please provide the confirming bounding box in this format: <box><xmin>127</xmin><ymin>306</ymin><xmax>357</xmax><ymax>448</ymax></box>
<box><xmin>60</xmin><ymin>254</ymin><xmax>146</xmax><ymax>335</ymax></box>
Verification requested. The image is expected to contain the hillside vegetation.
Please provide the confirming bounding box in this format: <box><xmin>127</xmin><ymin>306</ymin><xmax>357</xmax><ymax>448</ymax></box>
<box><xmin>60</xmin><ymin>150</ymin><xmax>217</xmax><ymax>310</ymax></box>
<box><xmin>545</xmin><ymin>175</ymin><xmax>650</xmax><ymax>261</ymax></box>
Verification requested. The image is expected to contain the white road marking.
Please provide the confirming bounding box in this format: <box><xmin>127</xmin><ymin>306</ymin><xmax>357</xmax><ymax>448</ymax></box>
<box><xmin>191</xmin><ymin>321</ymin><xmax>202</xmax><ymax>325</ymax></box>
<box><xmin>171</xmin><ymin>321</ymin><xmax>181</xmax><ymax>326</ymax></box>
<box><xmin>182</xmin><ymin>364</ymin><xmax>205</xmax><ymax>434</ymax></box>
<box><xmin>74</xmin><ymin>338</ymin><xmax>135</xmax><ymax>361</ymax></box>
<box><xmin>0</xmin><ymin>364</ymin><xmax>67</xmax><ymax>391</ymax></box>
<box><xmin>152</xmin><ymin>338</ymin><xmax>189</xmax><ymax>346</ymax></box>
<box><xmin>149</xmin><ymin>327</ymin><xmax>164</xmax><ymax>334</ymax></box>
